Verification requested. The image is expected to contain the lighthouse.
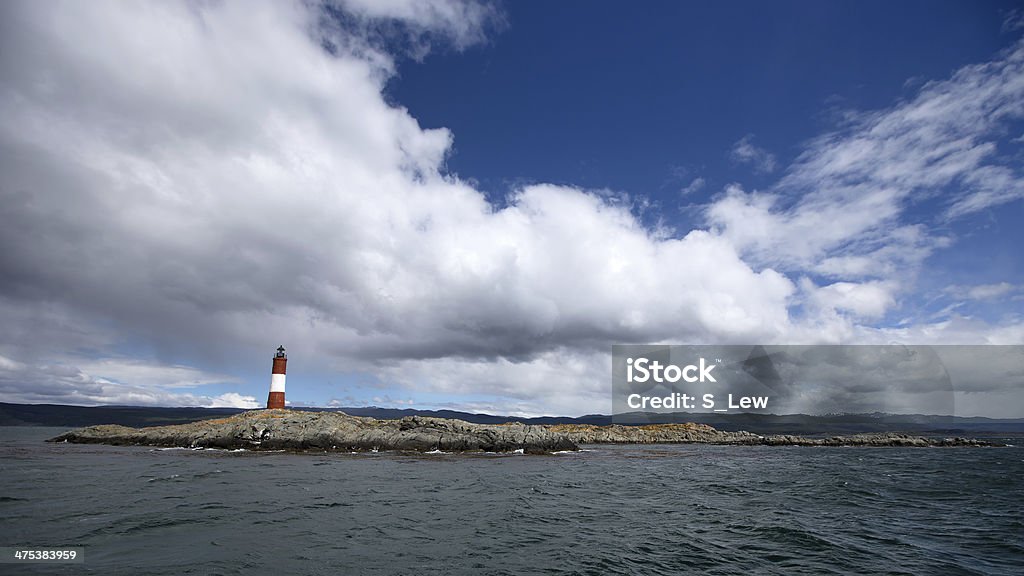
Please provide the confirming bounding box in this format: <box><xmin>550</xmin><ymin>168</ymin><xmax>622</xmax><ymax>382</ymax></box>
<box><xmin>267</xmin><ymin>345</ymin><xmax>287</xmax><ymax>409</ymax></box>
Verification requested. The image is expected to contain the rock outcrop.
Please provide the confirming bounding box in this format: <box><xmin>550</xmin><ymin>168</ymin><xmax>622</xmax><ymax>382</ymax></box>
<box><xmin>550</xmin><ymin>423</ymin><xmax>751</xmax><ymax>444</ymax></box>
<box><xmin>548</xmin><ymin>423</ymin><xmax>999</xmax><ymax>447</ymax></box>
<box><xmin>49</xmin><ymin>410</ymin><xmax>1000</xmax><ymax>452</ymax></box>
<box><xmin>48</xmin><ymin>410</ymin><xmax>577</xmax><ymax>454</ymax></box>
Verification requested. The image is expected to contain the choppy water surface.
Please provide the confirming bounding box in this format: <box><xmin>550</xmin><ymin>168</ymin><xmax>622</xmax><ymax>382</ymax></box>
<box><xmin>1</xmin><ymin>427</ymin><xmax>1022</xmax><ymax>575</ymax></box>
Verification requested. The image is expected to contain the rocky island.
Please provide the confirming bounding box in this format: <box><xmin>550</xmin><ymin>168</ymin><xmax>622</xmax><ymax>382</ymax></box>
<box><xmin>47</xmin><ymin>409</ymin><xmax>1000</xmax><ymax>452</ymax></box>
<box><xmin>48</xmin><ymin>409</ymin><xmax>576</xmax><ymax>454</ymax></box>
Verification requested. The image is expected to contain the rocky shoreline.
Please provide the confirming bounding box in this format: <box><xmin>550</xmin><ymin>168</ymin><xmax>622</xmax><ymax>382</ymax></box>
<box><xmin>48</xmin><ymin>410</ymin><xmax>1001</xmax><ymax>453</ymax></box>
<box><xmin>547</xmin><ymin>423</ymin><xmax>1000</xmax><ymax>447</ymax></box>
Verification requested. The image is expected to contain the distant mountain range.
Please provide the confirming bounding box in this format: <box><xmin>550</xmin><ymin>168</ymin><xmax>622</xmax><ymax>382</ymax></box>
<box><xmin>2</xmin><ymin>402</ymin><xmax>1022</xmax><ymax>436</ymax></box>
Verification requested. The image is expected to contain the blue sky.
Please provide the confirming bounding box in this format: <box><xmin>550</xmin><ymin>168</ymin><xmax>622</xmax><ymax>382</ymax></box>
<box><xmin>387</xmin><ymin>0</ymin><xmax>1024</xmax><ymax>330</ymax></box>
<box><xmin>0</xmin><ymin>0</ymin><xmax>1022</xmax><ymax>417</ymax></box>
<box><xmin>391</xmin><ymin>1</ymin><xmax>1016</xmax><ymax>195</ymax></box>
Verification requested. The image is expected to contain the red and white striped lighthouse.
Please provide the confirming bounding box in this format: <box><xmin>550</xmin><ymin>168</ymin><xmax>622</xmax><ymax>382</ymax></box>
<box><xmin>266</xmin><ymin>345</ymin><xmax>287</xmax><ymax>409</ymax></box>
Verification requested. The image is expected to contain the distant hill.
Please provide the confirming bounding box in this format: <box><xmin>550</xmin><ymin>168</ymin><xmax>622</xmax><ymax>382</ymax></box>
<box><xmin>0</xmin><ymin>403</ymin><xmax>245</xmax><ymax>428</ymax></box>
<box><xmin>2</xmin><ymin>402</ymin><xmax>1022</xmax><ymax>435</ymax></box>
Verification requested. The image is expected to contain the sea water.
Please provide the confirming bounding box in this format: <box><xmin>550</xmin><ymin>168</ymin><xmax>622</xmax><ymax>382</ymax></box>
<box><xmin>1</xmin><ymin>427</ymin><xmax>1021</xmax><ymax>575</ymax></box>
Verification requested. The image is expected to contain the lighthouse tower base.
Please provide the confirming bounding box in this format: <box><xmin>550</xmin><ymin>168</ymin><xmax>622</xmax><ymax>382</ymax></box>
<box><xmin>267</xmin><ymin>391</ymin><xmax>285</xmax><ymax>409</ymax></box>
